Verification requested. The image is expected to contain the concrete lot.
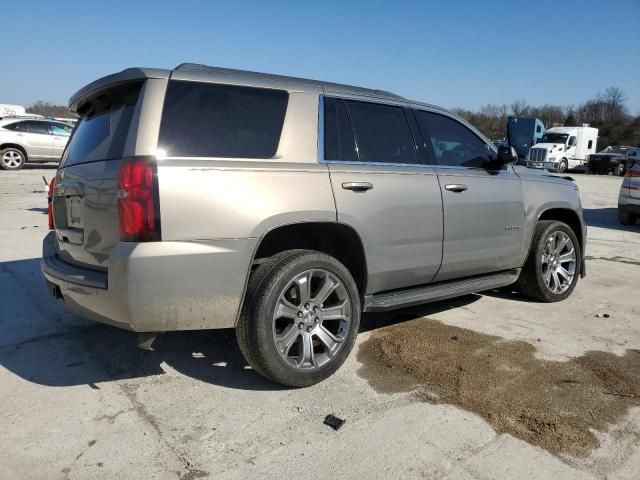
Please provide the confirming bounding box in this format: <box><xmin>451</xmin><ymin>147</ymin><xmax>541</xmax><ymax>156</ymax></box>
<box><xmin>1</xmin><ymin>165</ymin><xmax>638</xmax><ymax>480</ymax></box>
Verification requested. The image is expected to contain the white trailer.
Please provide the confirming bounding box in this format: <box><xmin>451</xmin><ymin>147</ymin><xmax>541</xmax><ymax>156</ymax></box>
<box><xmin>526</xmin><ymin>125</ymin><xmax>598</xmax><ymax>173</ymax></box>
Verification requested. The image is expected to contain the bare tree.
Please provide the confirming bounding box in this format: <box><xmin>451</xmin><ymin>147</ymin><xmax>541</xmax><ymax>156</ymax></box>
<box><xmin>510</xmin><ymin>100</ymin><xmax>530</xmax><ymax>117</ymax></box>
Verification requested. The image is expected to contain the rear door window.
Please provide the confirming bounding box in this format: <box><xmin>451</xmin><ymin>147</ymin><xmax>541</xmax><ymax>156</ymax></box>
<box><xmin>158</xmin><ymin>81</ymin><xmax>289</xmax><ymax>158</ymax></box>
<box><xmin>61</xmin><ymin>81</ymin><xmax>143</xmax><ymax>167</ymax></box>
<box><xmin>324</xmin><ymin>97</ymin><xmax>358</xmax><ymax>161</ymax></box>
<box><xmin>24</xmin><ymin>121</ymin><xmax>50</xmax><ymax>135</ymax></box>
<box><xmin>415</xmin><ymin>111</ymin><xmax>491</xmax><ymax>168</ymax></box>
<box><xmin>343</xmin><ymin>100</ymin><xmax>417</xmax><ymax>164</ymax></box>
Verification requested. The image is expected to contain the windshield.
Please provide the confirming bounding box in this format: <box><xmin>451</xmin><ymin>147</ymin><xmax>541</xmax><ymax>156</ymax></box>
<box><xmin>540</xmin><ymin>133</ymin><xmax>568</xmax><ymax>144</ymax></box>
<box><xmin>598</xmin><ymin>146</ymin><xmax>628</xmax><ymax>154</ymax></box>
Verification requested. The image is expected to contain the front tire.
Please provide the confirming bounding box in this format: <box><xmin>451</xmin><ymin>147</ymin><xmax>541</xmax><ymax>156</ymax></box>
<box><xmin>557</xmin><ymin>159</ymin><xmax>568</xmax><ymax>174</ymax></box>
<box><xmin>0</xmin><ymin>148</ymin><xmax>26</xmax><ymax>170</ymax></box>
<box><xmin>618</xmin><ymin>209</ymin><xmax>637</xmax><ymax>226</ymax></box>
<box><xmin>236</xmin><ymin>250</ymin><xmax>361</xmax><ymax>387</ymax></box>
<box><xmin>518</xmin><ymin>220</ymin><xmax>581</xmax><ymax>302</ymax></box>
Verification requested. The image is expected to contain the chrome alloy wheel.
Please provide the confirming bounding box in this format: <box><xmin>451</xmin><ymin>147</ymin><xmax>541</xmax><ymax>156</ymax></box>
<box><xmin>2</xmin><ymin>150</ymin><xmax>24</xmax><ymax>169</ymax></box>
<box><xmin>541</xmin><ymin>230</ymin><xmax>577</xmax><ymax>294</ymax></box>
<box><xmin>272</xmin><ymin>269</ymin><xmax>352</xmax><ymax>370</ymax></box>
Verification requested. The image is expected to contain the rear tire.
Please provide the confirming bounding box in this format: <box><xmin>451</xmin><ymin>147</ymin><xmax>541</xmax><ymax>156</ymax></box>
<box><xmin>615</xmin><ymin>163</ymin><xmax>625</xmax><ymax>176</ymax></box>
<box><xmin>0</xmin><ymin>148</ymin><xmax>26</xmax><ymax>170</ymax></box>
<box><xmin>618</xmin><ymin>209</ymin><xmax>637</xmax><ymax>226</ymax></box>
<box><xmin>236</xmin><ymin>249</ymin><xmax>361</xmax><ymax>387</ymax></box>
<box><xmin>518</xmin><ymin>220</ymin><xmax>581</xmax><ymax>302</ymax></box>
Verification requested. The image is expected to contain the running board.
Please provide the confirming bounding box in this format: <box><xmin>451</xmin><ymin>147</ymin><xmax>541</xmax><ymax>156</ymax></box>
<box><xmin>363</xmin><ymin>269</ymin><xmax>520</xmax><ymax>312</ymax></box>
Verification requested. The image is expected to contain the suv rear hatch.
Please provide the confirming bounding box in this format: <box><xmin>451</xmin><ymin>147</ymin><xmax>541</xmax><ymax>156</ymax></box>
<box><xmin>52</xmin><ymin>72</ymin><xmax>167</xmax><ymax>272</ymax></box>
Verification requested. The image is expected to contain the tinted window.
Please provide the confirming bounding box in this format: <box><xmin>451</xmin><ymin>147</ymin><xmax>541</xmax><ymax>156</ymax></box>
<box><xmin>324</xmin><ymin>98</ymin><xmax>357</xmax><ymax>161</ymax></box>
<box><xmin>568</xmin><ymin>136</ymin><xmax>577</xmax><ymax>147</ymax></box>
<box><xmin>158</xmin><ymin>81</ymin><xmax>288</xmax><ymax>158</ymax></box>
<box><xmin>416</xmin><ymin>111</ymin><xmax>491</xmax><ymax>168</ymax></box>
<box><xmin>62</xmin><ymin>82</ymin><xmax>142</xmax><ymax>166</ymax></box>
<box><xmin>588</xmin><ymin>140</ymin><xmax>593</xmax><ymax>149</ymax></box>
<box><xmin>343</xmin><ymin>100</ymin><xmax>417</xmax><ymax>164</ymax></box>
<box><xmin>49</xmin><ymin>123</ymin><xmax>72</xmax><ymax>136</ymax></box>
<box><xmin>2</xmin><ymin>122</ymin><xmax>20</xmax><ymax>131</ymax></box>
<box><xmin>24</xmin><ymin>121</ymin><xmax>49</xmax><ymax>134</ymax></box>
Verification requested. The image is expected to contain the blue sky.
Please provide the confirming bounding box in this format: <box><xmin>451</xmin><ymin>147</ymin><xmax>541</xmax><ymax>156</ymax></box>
<box><xmin>2</xmin><ymin>0</ymin><xmax>639</xmax><ymax>113</ymax></box>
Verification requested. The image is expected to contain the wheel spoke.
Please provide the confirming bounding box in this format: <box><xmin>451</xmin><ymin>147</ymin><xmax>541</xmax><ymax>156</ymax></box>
<box><xmin>557</xmin><ymin>266</ymin><xmax>572</xmax><ymax>282</ymax></box>
<box><xmin>313</xmin><ymin>274</ymin><xmax>339</xmax><ymax>305</ymax></box>
<box><xmin>543</xmin><ymin>267</ymin><xmax>552</xmax><ymax>286</ymax></box>
<box><xmin>275</xmin><ymin>298</ymin><xmax>299</xmax><ymax>320</ymax></box>
<box><xmin>295</xmin><ymin>272</ymin><xmax>312</xmax><ymax>305</ymax></box>
<box><xmin>551</xmin><ymin>271</ymin><xmax>561</xmax><ymax>292</ymax></box>
<box><xmin>320</xmin><ymin>300</ymin><xmax>349</xmax><ymax>321</ymax></box>
<box><xmin>314</xmin><ymin>326</ymin><xmax>342</xmax><ymax>357</ymax></box>
<box><xmin>558</xmin><ymin>249</ymin><xmax>575</xmax><ymax>263</ymax></box>
<box><xmin>555</xmin><ymin>235</ymin><xmax>569</xmax><ymax>254</ymax></box>
<box><xmin>275</xmin><ymin>324</ymin><xmax>300</xmax><ymax>356</ymax></box>
<box><xmin>297</xmin><ymin>333</ymin><xmax>315</xmax><ymax>368</ymax></box>
<box><xmin>548</xmin><ymin>233</ymin><xmax>557</xmax><ymax>253</ymax></box>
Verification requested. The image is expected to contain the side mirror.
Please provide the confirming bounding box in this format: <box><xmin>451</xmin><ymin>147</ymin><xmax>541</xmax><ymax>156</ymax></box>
<box><xmin>497</xmin><ymin>146</ymin><xmax>518</xmax><ymax>164</ymax></box>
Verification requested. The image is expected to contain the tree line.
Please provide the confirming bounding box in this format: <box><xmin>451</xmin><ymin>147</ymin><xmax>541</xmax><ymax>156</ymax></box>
<box><xmin>25</xmin><ymin>86</ymin><xmax>640</xmax><ymax>148</ymax></box>
<box><xmin>26</xmin><ymin>101</ymin><xmax>77</xmax><ymax>119</ymax></box>
<box><xmin>453</xmin><ymin>86</ymin><xmax>639</xmax><ymax>149</ymax></box>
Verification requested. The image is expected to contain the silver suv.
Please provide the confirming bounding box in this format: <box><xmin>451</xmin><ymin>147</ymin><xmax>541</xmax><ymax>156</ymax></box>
<box><xmin>41</xmin><ymin>64</ymin><xmax>587</xmax><ymax>386</ymax></box>
<box><xmin>0</xmin><ymin>118</ymin><xmax>72</xmax><ymax>170</ymax></box>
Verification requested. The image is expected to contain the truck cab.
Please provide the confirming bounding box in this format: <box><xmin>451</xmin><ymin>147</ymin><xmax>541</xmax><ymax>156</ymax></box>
<box><xmin>506</xmin><ymin>117</ymin><xmax>545</xmax><ymax>160</ymax></box>
<box><xmin>526</xmin><ymin>125</ymin><xmax>598</xmax><ymax>173</ymax></box>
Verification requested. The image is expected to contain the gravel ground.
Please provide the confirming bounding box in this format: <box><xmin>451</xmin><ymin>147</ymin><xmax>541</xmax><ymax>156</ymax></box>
<box><xmin>0</xmin><ymin>166</ymin><xmax>638</xmax><ymax>480</ymax></box>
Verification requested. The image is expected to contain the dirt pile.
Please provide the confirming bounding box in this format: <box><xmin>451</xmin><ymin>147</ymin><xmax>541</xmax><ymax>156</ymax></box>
<box><xmin>357</xmin><ymin>319</ymin><xmax>640</xmax><ymax>456</ymax></box>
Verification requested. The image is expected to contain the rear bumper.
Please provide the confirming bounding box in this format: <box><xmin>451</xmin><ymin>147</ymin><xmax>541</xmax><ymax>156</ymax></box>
<box><xmin>41</xmin><ymin>232</ymin><xmax>257</xmax><ymax>332</ymax></box>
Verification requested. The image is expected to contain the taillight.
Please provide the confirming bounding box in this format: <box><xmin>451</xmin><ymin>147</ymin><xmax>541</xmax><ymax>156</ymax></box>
<box><xmin>48</xmin><ymin>177</ymin><xmax>55</xmax><ymax>230</ymax></box>
<box><xmin>117</xmin><ymin>158</ymin><xmax>161</xmax><ymax>242</ymax></box>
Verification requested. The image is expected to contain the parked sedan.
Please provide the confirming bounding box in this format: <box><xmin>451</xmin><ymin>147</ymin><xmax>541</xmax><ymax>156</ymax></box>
<box><xmin>618</xmin><ymin>159</ymin><xmax>640</xmax><ymax>225</ymax></box>
<box><xmin>0</xmin><ymin>118</ymin><xmax>72</xmax><ymax>170</ymax></box>
<box><xmin>588</xmin><ymin>146</ymin><xmax>640</xmax><ymax>176</ymax></box>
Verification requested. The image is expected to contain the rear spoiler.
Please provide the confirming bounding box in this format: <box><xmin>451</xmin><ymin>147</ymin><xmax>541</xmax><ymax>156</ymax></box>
<box><xmin>69</xmin><ymin>67</ymin><xmax>170</xmax><ymax>114</ymax></box>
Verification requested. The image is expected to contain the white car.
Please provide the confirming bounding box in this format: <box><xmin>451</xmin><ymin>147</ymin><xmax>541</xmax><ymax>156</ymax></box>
<box><xmin>0</xmin><ymin>118</ymin><xmax>73</xmax><ymax>170</ymax></box>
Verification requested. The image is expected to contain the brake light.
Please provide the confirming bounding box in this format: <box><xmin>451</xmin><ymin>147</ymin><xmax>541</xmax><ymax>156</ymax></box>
<box><xmin>117</xmin><ymin>158</ymin><xmax>161</xmax><ymax>242</ymax></box>
<box><xmin>625</xmin><ymin>168</ymin><xmax>640</xmax><ymax>178</ymax></box>
<box><xmin>48</xmin><ymin>177</ymin><xmax>55</xmax><ymax>230</ymax></box>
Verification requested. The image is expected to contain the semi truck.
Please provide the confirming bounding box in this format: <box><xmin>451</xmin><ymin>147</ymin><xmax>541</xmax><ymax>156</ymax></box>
<box><xmin>525</xmin><ymin>125</ymin><xmax>598</xmax><ymax>173</ymax></box>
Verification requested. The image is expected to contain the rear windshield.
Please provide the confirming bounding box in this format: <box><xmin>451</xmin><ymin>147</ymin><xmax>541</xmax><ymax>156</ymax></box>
<box><xmin>157</xmin><ymin>81</ymin><xmax>289</xmax><ymax>158</ymax></box>
<box><xmin>61</xmin><ymin>81</ymin><xmax>143</xmax><ymax>167</ymax></box>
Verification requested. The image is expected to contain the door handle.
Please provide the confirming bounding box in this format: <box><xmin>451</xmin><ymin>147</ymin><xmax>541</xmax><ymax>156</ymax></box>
<box><xmin>342</xmin><ymin>182</ymin><xmax>373</xmax><ymax>192</ymax></box>
<box><xmin>444</xmin><ymin>184</ymin><xmax>468</xmax><ymax>193</ymax></box>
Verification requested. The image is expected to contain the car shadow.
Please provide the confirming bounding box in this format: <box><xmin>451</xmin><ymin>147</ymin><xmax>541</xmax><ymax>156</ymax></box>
<box><xmin>582</xmin><ymin>207</ymin><xmax>639</xmax><ymax>232</ymax></box>
<box><xmin>0</xmin><ymin>257</ymin><xmax>483</xmax><ymax>391</ymax></box>
<box><xmin>23</xmin><ymin>164</ymin><xmax>58</xmax><ymax>170</ymax></box>
<box><xmin>27</xmin><ymin>207</ymin><xmax>48</xmax><ymax>214</ymax></box>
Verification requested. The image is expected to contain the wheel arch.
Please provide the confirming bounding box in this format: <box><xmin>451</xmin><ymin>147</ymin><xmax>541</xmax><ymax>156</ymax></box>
<box><xmin>250</xmin><ymin>221</ymin><xmax>368</xmax><ymax>296</ymax></box>
<box><xmin>0</xmin><ymin>143</ymin><xmax>29</xmax><ymax>161</ymax></box>
<box><xmin>532</xmin><ymin>207</ymin><xmax>585</xmax><ymax>276</ymax></box>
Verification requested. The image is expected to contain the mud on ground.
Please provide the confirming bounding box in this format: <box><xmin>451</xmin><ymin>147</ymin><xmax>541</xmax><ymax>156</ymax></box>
<box><xmin>357</xmin><ymin>318</ymin><xmax>640</xmax><ymax>457</ymax></box>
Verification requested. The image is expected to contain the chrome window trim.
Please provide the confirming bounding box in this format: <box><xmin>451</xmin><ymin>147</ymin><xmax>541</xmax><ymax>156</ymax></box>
<box><xmin>317</xmin><ymin>93</ymin><xmax>423</xmax><ymax>168</ymax></box>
